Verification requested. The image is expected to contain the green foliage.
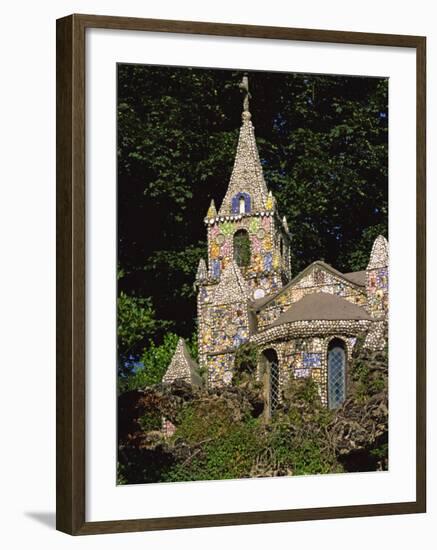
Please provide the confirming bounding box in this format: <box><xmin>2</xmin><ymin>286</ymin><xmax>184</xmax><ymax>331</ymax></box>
<box><xmin>117</xmin><ymin>292</ymin><xmax>158</xmax><ymax>357</ymax></box>
<box><xmin>164</xmin><ymin>420</ymin><xmax>261</xmax><ymax>482</ymax></box>
<box><xmin>138</xmin><ymin>410</ymin><xmax>162</xmax><ymax>432</ymax></box>
<box><xmin>164</xmin><ymin>402</ymin><xmax>262</xmax><ymax>482</ymax></box>
<box><xmin>118</xmin><ymin>332</ymin><xmax>179</xmax><ymax>392</ymax></box>
<box><xmin>351</xmin><ymin>344</ymin><xmax>388</xmax><ymax>404</ymax></box>
<box><xmin>343</xmin><ymin>224</ymin><xmax>389</xmax><ymax>272</ymax></box>
<box><xmin>233</xmin><ymin>343</ymin><xmax>259</xmax><ymax>386</ymax></box>
<box><xmin>117</xmin><ymin>462</ymin><xmax>127</xmax><ymax>485</ymax></box>
<box><xmin>282</xmin><ymin>376</ymin><xmax>321</xmax><ymax>407</ymax></box>
<box><xmin>119</xmin><ymin>341</ymin><xmax>389</xmax><ymax>483</ymax></box>
<box><xmin>370</xmin><ymin>442</ymin><xmax>388</xmax><ymax>461</ymax></box>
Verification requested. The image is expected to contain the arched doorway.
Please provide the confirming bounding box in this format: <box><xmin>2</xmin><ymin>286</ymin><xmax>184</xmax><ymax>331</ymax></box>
<box><xmin>233</xmin><ymin>229</ymin><xmax>251</xmax><ymax>267</ymax></box>
<box><xmin>260</xmin><ymin>348</ymin><xmax>279</xmax><ymax>420</ymax></box>
<box><xmin>327</xmin><ymin>338</ymin><xmax>347</xmax><ymax>409</ymax></box>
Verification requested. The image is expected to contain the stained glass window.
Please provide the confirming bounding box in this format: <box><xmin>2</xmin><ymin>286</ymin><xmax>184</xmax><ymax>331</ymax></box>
<box><xmin>328</xmin><ymin>340</ymin><xmax>346</xmax><ymax>409</ymax></box>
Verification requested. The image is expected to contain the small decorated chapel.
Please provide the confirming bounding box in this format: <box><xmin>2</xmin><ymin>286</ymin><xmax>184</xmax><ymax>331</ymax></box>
<box><xmin>163</xmin><ymin>76</ymin><xmax>388</xmax><ymax>410</ymax></box>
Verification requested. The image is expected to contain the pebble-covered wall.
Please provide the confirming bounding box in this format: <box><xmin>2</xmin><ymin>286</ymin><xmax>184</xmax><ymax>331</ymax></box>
<box><xmin>366</xmin><ymin>236</ymin><xmax>389</xmax><ymax>318</ymax></box>
<box><xmin>251</xmin><ymin>319</ymin><xmax>373</xmax><ymax>404</ymax></box>
<box><xmin>205</xmin><ymin>210</ymin><xmax>291</xmax><ymax>298</ymax></box>
<box><xmin>197</xmin><ymin>261</ymin><xmax>251</xmax><ymax>383</ymax></box>
<box><xmin>256</xmin><ymin>263</ymin><xmax>367</xmax><ymax>330</ymax></box>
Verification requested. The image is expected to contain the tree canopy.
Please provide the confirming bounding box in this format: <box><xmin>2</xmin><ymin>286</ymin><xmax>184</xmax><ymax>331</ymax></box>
<box><xmin>117</xmin><ymin>64</ymin><xmax>388</xmax><ymax>354</ymax></box>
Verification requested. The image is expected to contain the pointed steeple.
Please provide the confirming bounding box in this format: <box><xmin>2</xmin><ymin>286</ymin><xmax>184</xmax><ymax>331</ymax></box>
<box><xmin>195</xmin><ymin>258</ymin><xmax>207</xmax><ymax>285</ymax></box>
<box><xmin>163</xmin><ymin>338</ymin><xmax>202</xmax><ymax>386</ymax></box>
<box><xmin>367</xmin><ymin>235</ymin><xmax>389</xmax><ymax>270</ymax></box>
<box><xmin>213</xmin><ymin>261</ymin><xmax>248</xmax><ymax>305</ymax></box>
<box><xmin>282</xmin><ymin>216</ymin><xmax>289</xmax><ymax>233</ymax></box>
<box><xmin>206</xmin><ymin>199</ymin><xmax>217</xmax><ymax>219</ymax></box>
<box><xmin>218</xmin><ymin>75</ymin><xmax>269</xmax><ymax>216</ymax></box>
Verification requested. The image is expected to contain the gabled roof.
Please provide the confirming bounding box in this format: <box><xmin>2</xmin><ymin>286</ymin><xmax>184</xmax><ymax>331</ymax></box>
<box><xmin>270</xmin><ymin>292</ymin><xmax>372</xmax><ymax>326</ymax></box>
<box><xmin>343</xmin><ymin>270</ymin><xmax>366</xmax><ymax>286</ymax></box>
<box><xmin>163</xmin><ymin>338</ymin><xmax>203</xmax><ymax>387</ymax></box>
<box><xmin>218</xmin><ymin>111</ymin><xmax>269</xmax><ymax>216</ymax></box>
<box><xmin>252</xmin><ymin>260</ymin><xmax>366</xmax><ymax>311</ymax></box>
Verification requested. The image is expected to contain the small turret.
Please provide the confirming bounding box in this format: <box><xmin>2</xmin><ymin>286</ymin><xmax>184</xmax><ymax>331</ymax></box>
<box><xmin>367</xmin><ymin>235</ymin><xmax>389</xmax><ymax>270</ymax></box>
<box><xmin>194</xmin><ymin>258</ymin><xmax>207</xmax><ymax>287</ymax></box>
<box><xmin>206</xmin><ymin>199</ymin><xmax>217</xmax><ymax>219</ymax></box>
<box><xmin>163</xmin><ymin>338</ymin><xmax>202</xmax><ymax>387</ymax></box>
<box><xmin>366</xmin><ymin>235</ymin><xmax>389</xmax><ymax>318</ymax></box>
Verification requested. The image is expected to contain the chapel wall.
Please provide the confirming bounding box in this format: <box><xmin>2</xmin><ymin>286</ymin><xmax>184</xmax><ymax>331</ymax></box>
<box><xmin>256</xmin><ymin>268</ymin><xmax>367</xmax><ymax>330</ymax></box>
<box><xmin>206</xmin><ymin>213</ymin><xmax>289</xmax><ymax>299</ymax></box>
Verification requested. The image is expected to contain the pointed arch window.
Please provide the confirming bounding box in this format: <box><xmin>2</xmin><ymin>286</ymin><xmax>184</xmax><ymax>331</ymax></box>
<box><xmin>233</xmin><ymin>229</ymin><xmax>251</xmax><ymax>267</ymax></box>
<box><xmin>328</xmin><ymin>339</ymin><xmax>347</xmax><ymax>409</ymax></box>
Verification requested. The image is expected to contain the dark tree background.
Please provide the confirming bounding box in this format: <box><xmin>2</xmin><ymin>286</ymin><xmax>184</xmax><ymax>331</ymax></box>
<box><xmin>117</xmin><ymin>64</ymin><xmax>388</xmax><ymax>361</ymax></box>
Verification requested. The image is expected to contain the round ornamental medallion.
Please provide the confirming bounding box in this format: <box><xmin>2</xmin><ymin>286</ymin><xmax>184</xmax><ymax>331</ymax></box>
<box><xmin>253</xmin><ymin>288</ymin><xmax>266</xmax><ymax>299</ymax></box>
<box><xmin>257</xmin><ymin>228</ymin><xmax>266</xmax><ymax>240</ymax></box>
<box><xmin>216</xmin><ymin>233</ymin><xmax>225</xmax><ymax>245</ymax></box>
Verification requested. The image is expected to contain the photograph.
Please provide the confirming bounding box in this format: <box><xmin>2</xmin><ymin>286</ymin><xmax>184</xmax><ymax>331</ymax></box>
<box><xmin>116</xmin><ymin>64</ymin><xmax>389</xmax><ymax>485</ymax></box>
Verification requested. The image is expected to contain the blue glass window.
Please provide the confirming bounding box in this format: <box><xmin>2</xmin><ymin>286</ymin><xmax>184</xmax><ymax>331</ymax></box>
<box><xmin>328</xmin><ymin>340</ymin><xmax>346</xmax><ymax>409</ymax></box>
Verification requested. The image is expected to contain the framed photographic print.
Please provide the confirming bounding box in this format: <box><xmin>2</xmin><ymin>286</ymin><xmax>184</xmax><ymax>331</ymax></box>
<box><xmin>56</xmin><ymin>14</ymin><xmax>426</xmax><ymax>535</ymax></box>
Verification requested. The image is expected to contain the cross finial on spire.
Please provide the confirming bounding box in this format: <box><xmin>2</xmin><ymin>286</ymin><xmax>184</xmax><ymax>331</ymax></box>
<box><xmin>239</xmin><ymin>72</ymin><xmax>251</xmax><ymax>113</ymax></box>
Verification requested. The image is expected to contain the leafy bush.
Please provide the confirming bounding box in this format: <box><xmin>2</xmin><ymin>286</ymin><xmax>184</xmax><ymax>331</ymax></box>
<box><xmin>118</xmin><ymin>337</ymin><xmax>388</xmax><ymax>482</ymax></box>
<box><xmin>118</xmin><ymin>331</ymin><xmax>199</xmax><ymax>393</ymax></box>
<box><xmin>118</xmin><ymin>332</ymin><xmax>179</xmax><ymax>393</ymax></box>
<box><xmin>117</xmin><ymin>292</ymin><xmax>158</xmax><ymax>357</ymax></box>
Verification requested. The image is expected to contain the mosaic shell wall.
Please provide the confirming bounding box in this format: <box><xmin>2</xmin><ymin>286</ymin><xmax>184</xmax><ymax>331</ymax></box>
<box><xmin>206</xmin><ymin>212</ymin><xmax>291</xmax><ymax>299</ymax></box>
<box><xmin>366</xmin><ymin>267</ymin><xmax>388</xmax><ymax>317</ymax></box>
<box><xmin>255</xmin><ymin>328</ymin><xmax>367</xmax><ymax>405</ymax></box>
<box><xmin>207</xmin><ymin>353</ymin><xmax>235</xmax><ymax>387</ymax></box>
<box><xmin>256</xmin><ymin>266</ymin><xmax>367</xmax><ymax>330</ymax></box>
<box><xmin>366</xmin><ymin>235</ymin><xmax>389</xmax><ymax>318</ymax></box>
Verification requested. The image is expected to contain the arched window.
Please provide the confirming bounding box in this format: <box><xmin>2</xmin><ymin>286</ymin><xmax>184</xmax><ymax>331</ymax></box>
<box><xmin>239</xmin><ymin>196</ymin><xmax>246</xmax><ymax>214</ymax></box>
<box><xmin>260</xmin><ymin>348</ymin><xmax>280</xmax><ymax>420</ymax></box>
<box><xmin>233</xmin><ymin>229</ymin><xmax>251</xmax><ymax>267</ymax></box>
<box><xmin>328</xmin><ymin>339</ymin><xmax>347</xmax><ymax>409</ymax></box>
<box><xmin>231</xmin><ymin>192</ymin><xmax>251</xmax><ymax>214</ymax></box>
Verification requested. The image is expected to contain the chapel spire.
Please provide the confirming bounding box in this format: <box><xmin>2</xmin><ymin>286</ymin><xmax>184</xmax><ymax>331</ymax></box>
<box><xmin>217</xmin><ymin>74</ymin><xmax>269</xmax><ymax>216</ymax></box>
